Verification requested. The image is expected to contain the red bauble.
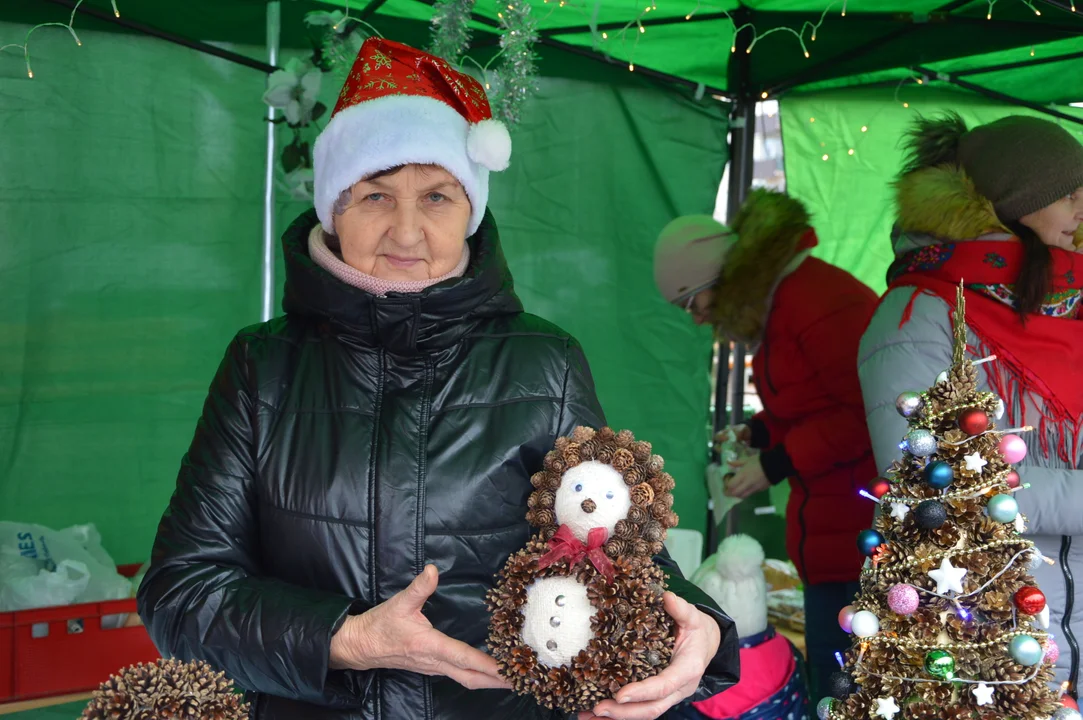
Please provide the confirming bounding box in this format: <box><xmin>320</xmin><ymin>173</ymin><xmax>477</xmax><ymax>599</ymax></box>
<box><xmin>958</xmin><ymin>408</ymin><xmax>990</xmax><ymax>435</ymax></box>
<box><xmin>1015</xmin><ymin>586</ymin><xmax>1047</xmax><ymax>615</ymax></box>
<box><xmin>1006</xmin><ymin>471</ymin><xmax>1021</xmax><ymax>489</ymax></box>
<box><xmin>1062</xmin><ymin>696</ymin><xmax>1079</xmax><ymax>710</ymax></box>
<box><xmin>869</xmin><ymin>478</ymin><xmax>891</xmax><ymax>499</ymax></box>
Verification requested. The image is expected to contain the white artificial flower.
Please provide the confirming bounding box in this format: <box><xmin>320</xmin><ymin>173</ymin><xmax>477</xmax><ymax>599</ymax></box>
<box><xmin>304</xmin><ymin>10</ymin><xmax>348</xmax><ymax>28</ymax></box>
<box><xmin>283</xmin><ymin>167</ymin><xmax>315</xmax><ymax>201</ymax></box>
<box><xmin>262</xmin><ymin>57</ymin><xmax>322</xmax><ymax>126</ymax></box>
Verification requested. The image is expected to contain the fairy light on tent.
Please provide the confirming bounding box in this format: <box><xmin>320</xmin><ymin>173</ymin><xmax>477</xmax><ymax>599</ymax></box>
<box><xmin>0</xmin><ymin>0</ymin><xmax>114</xmax><ymax>79</ymax></box>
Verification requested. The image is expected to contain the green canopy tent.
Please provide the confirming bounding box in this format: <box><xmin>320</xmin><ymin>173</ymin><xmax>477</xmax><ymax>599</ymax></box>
<box><xmin>1</xmin><ymin>0</ymin><xmax>1080</xmax><ymax>566</ymax></box>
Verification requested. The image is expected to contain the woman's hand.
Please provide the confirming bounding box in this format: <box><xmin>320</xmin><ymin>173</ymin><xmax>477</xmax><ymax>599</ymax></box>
<box><xmin>330</xmin><ymin>565</ymin><xmax>511</xmax><ymax>691</ymax></box>
<box><xmin>723</xmin><ymin>454</ymin><xmax>770</xmax><ymax>498</ymax></box>
<box><xmin>578</xmin><ymin>592</ymin><xmax>721</xmax><ymax>720</ymax></box>
<box><xmin>713</xmin><ymin>424</ymin><xmax>751</xmax><ymax>448</ymax></box>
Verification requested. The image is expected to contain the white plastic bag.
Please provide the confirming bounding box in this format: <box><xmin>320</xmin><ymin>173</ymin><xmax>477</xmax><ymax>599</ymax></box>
<box><xmin>0</xmin><ymin>522</ymin><xmax>132</xmax><ymax>612</ymax></box>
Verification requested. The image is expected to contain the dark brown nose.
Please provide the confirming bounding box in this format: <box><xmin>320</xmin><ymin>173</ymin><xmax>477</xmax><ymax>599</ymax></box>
<box><xmin>581</xmin><ymin>499</ymin><xmax>597</xmax><ymax>514</ymax></box>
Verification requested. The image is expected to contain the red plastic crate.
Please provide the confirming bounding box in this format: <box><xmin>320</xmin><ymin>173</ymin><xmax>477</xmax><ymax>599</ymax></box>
<box><xmin>0</xmin><ymin>563</ymin><xmax>160</xmax><ymax>702</ymax></box>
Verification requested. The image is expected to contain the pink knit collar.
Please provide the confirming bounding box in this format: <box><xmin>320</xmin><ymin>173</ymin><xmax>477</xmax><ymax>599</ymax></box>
<box><xmin>308</xmin><ymin>225</ymin><xmax>471</xmax><ymax>297</ymax></box>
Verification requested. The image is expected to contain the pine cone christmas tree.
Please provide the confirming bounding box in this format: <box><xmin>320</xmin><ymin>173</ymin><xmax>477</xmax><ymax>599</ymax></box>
<box><xmin>81</xmin><ymin>658</ymin><xmax>249</xmax><ymax>720</ymax></box>
<box><xmin>827</xmin><ymin>286</ymin><xmax>1072</xmax><ymax>720</ymax></box>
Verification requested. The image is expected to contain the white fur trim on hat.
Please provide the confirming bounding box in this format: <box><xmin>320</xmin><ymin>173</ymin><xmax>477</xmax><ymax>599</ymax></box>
<box><xmin>313</xmin><ymin>94</ymin><xmax>491</xmax><ymax>236</ymax></box>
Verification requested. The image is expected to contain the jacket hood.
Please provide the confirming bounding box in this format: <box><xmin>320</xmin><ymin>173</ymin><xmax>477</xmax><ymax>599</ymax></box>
<box><xmin>893</xmin><ymin>165</ymin><xmax>1083</xmax><ymax>254</ymax></box>
<box><xmin>712</xmin><ymin>189</ymin><xmax>812</xmax><ymax>343</ymax></box>
<box><xmin>281</xmin><ymin>208</ymin><xmax>523</xmax><ymax>354</ymax></box>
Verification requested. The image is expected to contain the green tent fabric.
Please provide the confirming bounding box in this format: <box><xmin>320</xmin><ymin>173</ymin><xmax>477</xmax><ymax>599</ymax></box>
<box><xmin>780</xmin><ymin>87</ymin><xmax>1083</xmax><ymax>294</ymax></box>
<box><xmin>0</xmin><ymin>19</ymin><xmax>724</xmax><ymax>562</ymax></box>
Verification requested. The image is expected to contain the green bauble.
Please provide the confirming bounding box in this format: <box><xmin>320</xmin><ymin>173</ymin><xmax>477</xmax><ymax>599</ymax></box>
<box><xmin>924</xmin><ymin>649</ymin><xmax>956</xmax><ymax>680</ymax></box>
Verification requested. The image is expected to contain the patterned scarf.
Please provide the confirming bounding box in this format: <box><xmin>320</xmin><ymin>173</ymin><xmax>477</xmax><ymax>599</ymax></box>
<box><xmin>886</xmin><ymin>240</ymin><xmax>1083</xmax><ymax>464</ymax></box>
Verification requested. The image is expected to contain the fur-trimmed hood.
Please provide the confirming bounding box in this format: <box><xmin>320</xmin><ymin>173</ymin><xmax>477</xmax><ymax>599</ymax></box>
<box><xmin>893</xmin><ymin>164</ymin><xmax>1083</xmax><ymax>255</ymax></box>
<box><xmin>712</xmin><ymin>189</ymin><xmax>814</xmax><ymax>343</ymax></box>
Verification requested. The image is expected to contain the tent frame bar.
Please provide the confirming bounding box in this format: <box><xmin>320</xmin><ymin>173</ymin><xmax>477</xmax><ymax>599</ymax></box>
<box><xmin>915</xmin><ymin>66</ymin><xmax>1083</xmax><ymax>126</ymax></box>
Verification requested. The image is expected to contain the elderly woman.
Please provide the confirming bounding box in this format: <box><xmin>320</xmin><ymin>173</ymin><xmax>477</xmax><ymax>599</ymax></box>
<box><xmin>137</xmin><ymin>38</ymin><xmax>738</xmax><ymax>720</ymax></box>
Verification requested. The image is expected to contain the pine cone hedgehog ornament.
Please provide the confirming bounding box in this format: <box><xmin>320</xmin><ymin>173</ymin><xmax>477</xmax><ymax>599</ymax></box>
<box><xmin>81</xmin><ymin>658</ymin><xmax>249</xmax><ymax>720</ymax></box>
<box><xmin>487</xmin><ymin>426</ymin><xmax>680</xmax><ymax>713</ymax></box>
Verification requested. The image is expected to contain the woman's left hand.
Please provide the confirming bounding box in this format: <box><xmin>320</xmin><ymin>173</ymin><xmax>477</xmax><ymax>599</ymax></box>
<box><xmin>577</xmin><ymin>592</ymin><xmax>721</xmax><ymax>720</ymax></box>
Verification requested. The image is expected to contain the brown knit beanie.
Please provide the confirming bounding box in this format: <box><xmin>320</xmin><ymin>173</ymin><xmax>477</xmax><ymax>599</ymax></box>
<box><xmin>957</xmin><ymin>115</ymin><xmax>1083</xmax><ymax>222</ymax></box>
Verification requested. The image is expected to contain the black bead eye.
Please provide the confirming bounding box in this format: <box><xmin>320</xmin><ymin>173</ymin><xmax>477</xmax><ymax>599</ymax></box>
<box><xmin>605</xmin><ymin>491</ymin><xmax>614</xmax><ymax>500</ymax></box>
<box><xmin>574</xmin><ymin>483</ymin><xmax>583</xmax><ymax>492</ymax></box>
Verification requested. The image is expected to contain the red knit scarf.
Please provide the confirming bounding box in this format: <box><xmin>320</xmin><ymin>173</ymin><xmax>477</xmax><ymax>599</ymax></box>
<box><xmin>887</xmin><ymin>240</ymin><xmax>1083</xmax><ymax>465</ymax></box>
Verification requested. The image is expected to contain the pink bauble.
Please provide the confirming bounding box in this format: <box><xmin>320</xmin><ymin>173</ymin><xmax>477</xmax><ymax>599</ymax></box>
<box><xmin>1000</xmin><ymin>434</ymin><xmax>1028</xmax><ymax>464</ymax></box>
<box><xmin>887</xmin><ymin>584</ymin><xmax>920</xmax><ymax>615</ymax></box>
<box><xmin>838</xmin><ymin>605</ymin><xmax>856</xmax><ymax>633</ymax></box>
<box><xmin>1046</xmin><ymin>638</ymin><xmax>1061</xmax><ymax>664</ymax></box>
<box><xmin>1006</xmin><ymin>470</ymin><xmax>1021</xmax><ymax>489</ymax></box>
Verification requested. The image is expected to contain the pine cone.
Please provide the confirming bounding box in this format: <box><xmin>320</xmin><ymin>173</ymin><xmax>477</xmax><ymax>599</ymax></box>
<box><xmin>951</xmin><ymin>362</ymin><xmax>979</xmax><ymax>396</ymax></box>
<box><xmin>627</xmin><ymin>506</ymin><xmax>648</xmax><ymax>524</ymax></box>
<box><xmin>572</xmin><ymin>427</ymin><xmax>596</xmax><ymax>443</ymax></box>
<box><xmin>614</xmin><ymin>520</ymin><xmax>637</xmax><ymax>540</ymax></box>
<box><xmin>630</xmin><ymin>483</ymin><xmax>654</xmax><ymax>506</ymax></box>
<box><xmin>623</xmin><ymin>466</ymin><xmax>646</xmax><ymax>486</ymax></box>
<box><xmin>615</xmin><ymin>430</ymin><xmax>635</xmax><ymax>449</ymax></box>
<box><xmin>605</xmin><ymin>538</ymin><xmax>629</xmax><ymax>557</ymax></box>
<box><xmin>612</xmin><ymin>448</ymin><xmax>636</xmax><ymax>472</ymax></box>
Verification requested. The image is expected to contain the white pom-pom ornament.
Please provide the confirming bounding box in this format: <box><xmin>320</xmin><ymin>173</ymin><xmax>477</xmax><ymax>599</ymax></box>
<box><xmin>467</xmin><ymin>119</ymin><xmax>512</xmax><ymax>171</ymax></box>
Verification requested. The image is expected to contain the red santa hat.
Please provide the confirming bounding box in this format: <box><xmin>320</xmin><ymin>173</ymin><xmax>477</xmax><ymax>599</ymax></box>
<box><xmin>313</xmin><ymin>38</ymin><xmax>512</xmax><ymax>236</ymax></box>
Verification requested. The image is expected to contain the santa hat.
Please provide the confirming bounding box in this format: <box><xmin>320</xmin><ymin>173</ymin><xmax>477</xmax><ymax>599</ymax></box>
<box><xmin>313</xmin><ymin>38</ymin><xmax>512</xmax><ymax>236</ymax></box>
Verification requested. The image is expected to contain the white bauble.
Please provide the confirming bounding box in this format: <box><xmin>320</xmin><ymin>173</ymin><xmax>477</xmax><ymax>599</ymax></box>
<box><xmin>851</xmin><ymin>610</ymin><xmax>881</xmax><ymax>638</ymax></box>
<box><xmin>555</xmin><ymin>461</ymin><xmax>632</xmax><ymax>542</ymax></box>
<box><xmin>521</xmin><ymin>576</ymin><xmax>596</xmax><ymax>667</ymax></box>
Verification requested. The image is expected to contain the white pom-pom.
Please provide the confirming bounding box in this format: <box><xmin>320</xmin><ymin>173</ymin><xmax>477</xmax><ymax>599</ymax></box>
<box><xmin>467</xmin><ymin>118</ymin><xmax>512</xmax><ymax>171</ymax></box>
<box><xmin>714</xmin><ymin>534</ymin><xmax>765</xmax><ymax>579</ymax></box>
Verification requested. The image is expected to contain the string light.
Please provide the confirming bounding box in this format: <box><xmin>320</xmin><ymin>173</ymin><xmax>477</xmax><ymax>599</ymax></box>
<box><xmin>859</xmin><ymin>489</ymin><xmax>882</xmax><ymax>504</ymax></box>
<box><xmin>0</xmin><ymin>0</ymin><xmax>111</xmax><ymax>79</ymax></box>
<box><xmin>848</xmin><ymin>148</ymin><xmax>855</xmax><ymax>155</ymax></box>
<box><xmin>861</xmin><ymin>125</ymin><xmax>868</xmax><ymax>132</ymax></box>
<box><xmin>1031</xmin><ymin>46</ymin><xmax>1036</xmax><ymax>57</ymax></box>
<box><xmin>822</xmin><ymin>153</ymin><xmax>829</xmax><ymax>161</ymax></box>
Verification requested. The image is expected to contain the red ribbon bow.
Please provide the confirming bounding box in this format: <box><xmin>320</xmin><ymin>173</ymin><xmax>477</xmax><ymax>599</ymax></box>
<box><xmin>537</xmin><ymin>525</ymin><xmax>614</xmax><ymax>582</ymax></box>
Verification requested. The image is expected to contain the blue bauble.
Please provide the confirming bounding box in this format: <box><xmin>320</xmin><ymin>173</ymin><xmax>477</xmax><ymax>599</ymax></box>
<box><xmin>857</xmin><ymin>529</ymin><xmax>885</xmax><ymax>556</ymax></box>
<box><xmin>988</xmin><ymin>494</ymin><xmax>1020</xmax><ymax>523</ymax></box>
<box><xmin>816</xmin><ymin>697</ymin><xmax>834</xmax><ymax>720</ymax></box>
<box><xmin>906</xmin><ymin>429</ymin><xmax>937</xmax><ymax>457</ymax></box>
<box><xmin>1010</xmin><ymin>634</ymin><xmax>1043</xmax><ymax>666</ymax></box>
<box><xmin>923</xmin><ymin>461</ymin><xmax>954</xmax><ymax>489</ymax></box>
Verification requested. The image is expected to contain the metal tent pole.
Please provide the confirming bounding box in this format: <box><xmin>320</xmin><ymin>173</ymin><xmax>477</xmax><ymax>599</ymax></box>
<box><xmin>261</xmin><ymin>1</ymin><xmax>282</xmax><ymax>322</ymax></box>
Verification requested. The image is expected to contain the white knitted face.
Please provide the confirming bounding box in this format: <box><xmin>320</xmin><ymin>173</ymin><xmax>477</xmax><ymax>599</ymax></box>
<box><xmin>520</xmin><ymin>576</ymin><xmax>596</xmax><ymax>667</ymax></box>
<box><xmin>554</xmin><ymin>461</ymin><xmax>632</xmax><ymax>543</ymax></box>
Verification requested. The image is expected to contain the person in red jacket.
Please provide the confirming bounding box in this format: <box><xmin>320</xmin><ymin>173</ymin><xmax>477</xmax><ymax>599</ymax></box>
<box><xmin>654</xmin><ymin>189</ymin><xmax>878</xmax><ymax>703</ymax></box>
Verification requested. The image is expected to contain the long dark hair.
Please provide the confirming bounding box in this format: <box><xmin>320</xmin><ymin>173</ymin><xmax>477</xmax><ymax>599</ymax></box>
<box><xmin>1006</xmin><ymin>220</ymin><xmax>1053</xmax><ymax>322</ymax></box>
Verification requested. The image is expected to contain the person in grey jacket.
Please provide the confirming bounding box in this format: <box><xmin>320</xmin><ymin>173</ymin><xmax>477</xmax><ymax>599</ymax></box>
<box><xmin>858</xmin><ymin>113</ymin><xmax>1083</xmax><ymax>695</ymax></box>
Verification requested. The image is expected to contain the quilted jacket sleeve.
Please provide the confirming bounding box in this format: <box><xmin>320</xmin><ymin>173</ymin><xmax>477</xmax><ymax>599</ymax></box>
<box><xmin>556</xmin><ymin>338</ymin><xmax>741</xmax><ymax>702</ymax></box>
<box><xmin>137</xmin><ymin>335</ymin><xmax>369</xmax><ymax>707</ymax></box>
<box><xmin>1016</xmin><ymin>466</ymin><xmax>1083</xmax><ymax>536</ymax></box>
<box><xmin>858</xmin><ymin>289</ymin><xmax>955</xmax><ymax>475</ymax></box>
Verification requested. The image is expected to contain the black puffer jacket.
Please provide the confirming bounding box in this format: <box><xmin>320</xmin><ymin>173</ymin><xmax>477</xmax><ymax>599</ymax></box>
<box><xmin>138</xmin><ymin>210</ymin><xmax>739</xmax><ymax>720</ymax></box>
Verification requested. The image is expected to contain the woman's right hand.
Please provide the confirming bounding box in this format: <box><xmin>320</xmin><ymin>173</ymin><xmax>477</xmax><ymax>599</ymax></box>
<box><xmin>329</xmin><ymin>565</ymin><xmax>512</xmax><ymax>691</ymax></box>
